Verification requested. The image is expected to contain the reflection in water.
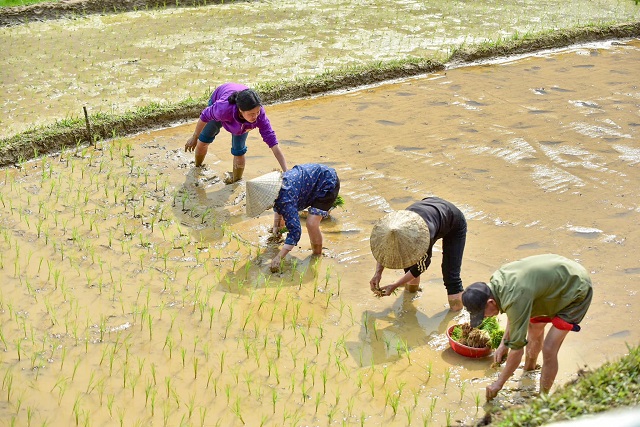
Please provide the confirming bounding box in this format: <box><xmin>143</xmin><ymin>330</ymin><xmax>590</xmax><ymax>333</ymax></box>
<box><xmin>357</xmin><ymin>293</ymin><xmax>458</xmax><ymax>366</ymax></box>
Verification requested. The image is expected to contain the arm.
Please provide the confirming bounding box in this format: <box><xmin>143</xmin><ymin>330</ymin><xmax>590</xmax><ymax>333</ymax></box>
<box><xmin>493</xmin><ymin>321</ymin><xmax>510</xmax><ymax>365</ymax></box>
<box><xmin>185</xmin><ymin>119</ymin><xmax>207</xmax><ymax>152</ymax></box>
<box><xmin>370</xmin><ymin>262</ymin><xmax>385</xmax><ymax>291</ymax></box>
<box><xmin>270</xmin><ymin>207</ymin><xmax>300</xmax><ymax>272</ymax></box>
<box><xmin>270</xmin><ymin>144</ymin><xmax>288</xmax><ymax>171</ymax></box>
<box><xmin>272</xmin><ymin>212</ymin><xmax>285</xmax><ymax>235</ymax></box>
<box><xmin>487</xmin><ymin>347</ymin><xmax>524</xmax><ymax>400</ymax></box>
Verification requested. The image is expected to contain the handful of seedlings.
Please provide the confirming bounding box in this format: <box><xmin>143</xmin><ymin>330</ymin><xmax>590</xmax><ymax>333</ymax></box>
<box><xmin>372</xmin><ymin>285</ymin><xmax>384</xmax><ymax>298</ymax></box>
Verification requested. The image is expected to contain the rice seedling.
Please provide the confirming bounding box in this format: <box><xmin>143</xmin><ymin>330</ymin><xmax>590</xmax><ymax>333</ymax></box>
<box><xmin>443</xmin><ymin>367</ymin><xmax>452</xmax><ymax>390</ymax></box>
<box><xmin>219</xmin><ymin>350</ymin><xmax>226</xmax><ymax>374</ymax></box>
<box><xmin>429</xmin><ymin>396</ymin><xmax>438</xmax><ymax>419</ymax></box>
<box><xmin>273</xmin><ymin>363</ymin><xmax>280</xmax><ymax>385</ymax></box>
<box><xmin>181</xmin><ymin>347</ymin><xmax>187</xmax><ymax>368</ymax></box>
<box><xmin>186</xmin><ymin>392</ymin><xmax>197</xmax><ymax>420</ymax></box>
<box><xmin>459</xmin><ymin>381</ymin><xmax>468</xmax><ymax>401</ymax></box>
<box><xmin>324</xmin><ymin>403</ymin><xmax>340</xmax><ymax>425</ymax></box>
<box><xmin>321</xmin><ymin>368</ymin><xmax>328</xmax><ymax>395</ymax></box>
<box><xmin>14</xmin><ymin>339</ymin><xmax>22</xmax><ymax>362</ymax></box>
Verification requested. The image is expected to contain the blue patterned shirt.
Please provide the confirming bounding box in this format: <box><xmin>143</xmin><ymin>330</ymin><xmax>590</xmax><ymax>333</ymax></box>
<box><xmin>274</xmin><ymin>164</ymin><xmax>339</xmax><ymax>246</ymax></box>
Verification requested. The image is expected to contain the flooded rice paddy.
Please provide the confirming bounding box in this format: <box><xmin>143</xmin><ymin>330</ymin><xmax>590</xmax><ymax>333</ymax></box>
<box><xmin>1</xmin><ymin>38</ymin><xmax>639</xmax><ymax>426</ymax></box>
<box><xmin>2</xmin><ymin>0</ymin><xmax>640</xmax><ymax>138</ymax></box>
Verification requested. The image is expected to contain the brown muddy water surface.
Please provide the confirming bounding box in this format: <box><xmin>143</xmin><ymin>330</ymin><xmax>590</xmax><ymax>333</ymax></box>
<box><xmin>2</xmin><ymin>0</ymin><xmax>640</xmax><ymax>138</ymax></box>
<box><xmin>1</xmin><ymin>39</ymin><xmax>640</xmax><ymax>426</ymax></box>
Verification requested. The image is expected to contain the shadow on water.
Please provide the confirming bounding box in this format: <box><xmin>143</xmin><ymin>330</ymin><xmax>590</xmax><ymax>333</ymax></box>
<box><xmin>350</xmin><ymin>291</ymin><xmax>462</xmax><ymax>366</ymax></box>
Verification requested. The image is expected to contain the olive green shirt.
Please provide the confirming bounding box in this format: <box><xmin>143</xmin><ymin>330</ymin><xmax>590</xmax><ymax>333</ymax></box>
<box><xmin>488</xmin><ymin>254</ymin><xmax>592</xmax><ymax>350</ymax></box>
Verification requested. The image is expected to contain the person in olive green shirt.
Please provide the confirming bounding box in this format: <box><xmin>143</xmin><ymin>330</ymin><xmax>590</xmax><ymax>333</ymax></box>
<box><xmin>462</xmin><ymin>254</ymin><xmax>593</xmax><ymax>400</ymax></box>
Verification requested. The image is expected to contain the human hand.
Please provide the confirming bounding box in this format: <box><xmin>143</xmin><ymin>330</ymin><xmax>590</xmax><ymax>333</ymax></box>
<box><xmin>486</xmin><ymin>382</ymin><xmax>502</xmax><ymax>401</ymax></box>
<box><xmin>185</xmin><ymin>135</ymin><xmax>197</xmax><ymax>152</ymax></box>
<box><xmin>377</xmin><ymin>285</ymin><xmax>398</xmax><ymax>297</ymax></box>
<box><xmin>369</xmin><ymin>274</ymin><xmax>381</xmax><ymax>292</ymax></box>
<box><xmin>270</xmin><ymin>255</ymin><xmax>282</xmax><ymax>273</ymax></box>
<box><xmin>267</xmin><ymin>234</ymin><xmax>284</xmax><ymax>244</ymax></box>
<box><xmin>493</xmin><ymin>343</ymin><xmax>508</xmax><ymax>366</ymax></box>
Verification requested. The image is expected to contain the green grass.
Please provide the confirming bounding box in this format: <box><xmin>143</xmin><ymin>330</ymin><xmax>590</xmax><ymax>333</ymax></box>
<box><xmin>489</xmin><ymin>344</ymin><xmax>640</xmax><ymax>426</ymax></box>
<box><xmin>0</xmin><ymin>0</ymin><xmax>57</xmax><ymax>7</ymax></box>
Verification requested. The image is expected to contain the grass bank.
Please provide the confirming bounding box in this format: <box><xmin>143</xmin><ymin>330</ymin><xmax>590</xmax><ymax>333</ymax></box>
<box><xmin>485</xmin><ymin>344</ymin><xmax>640</xmax><ymax>426</ymax></box>
<box><xmin>0</xmin><ymin>57</ymin><xmax>444</xmax><ymax>166</ymax></box>
<box><xmin>2</xmin><ymin>21</ymin><xmax>640</xmax><ymax>167</ymax></box>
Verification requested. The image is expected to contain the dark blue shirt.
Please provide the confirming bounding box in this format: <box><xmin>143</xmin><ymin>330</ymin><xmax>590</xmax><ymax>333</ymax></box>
<box><xmin>273</xmin><ymin>164</ymin><xmax>339</xmax><ymax>246</ymax></box>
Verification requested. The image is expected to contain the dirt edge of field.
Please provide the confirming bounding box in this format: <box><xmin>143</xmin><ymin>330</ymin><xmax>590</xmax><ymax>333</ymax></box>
<box><xmin>1</xmin><ymin>20</ymin><xmax>639</xmax><ymax>167</ymax></box>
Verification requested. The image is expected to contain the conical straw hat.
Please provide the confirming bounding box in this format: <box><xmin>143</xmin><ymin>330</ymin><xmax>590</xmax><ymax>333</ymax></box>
<box><xmin>370</xmin><ymin>210</ymin><xmax>430</xmax><ymax>269</ymax></box>
<box><xmin>245</xmin><ymin>171</ymin><xmax>283</xmax><ymax>217</ymax></box>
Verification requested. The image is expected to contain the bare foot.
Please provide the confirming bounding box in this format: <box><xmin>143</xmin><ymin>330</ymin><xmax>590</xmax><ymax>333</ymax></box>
<box><xmin>448</xmin><ymin>292</ymin><xmax>463</xmax><ymax>311</ymax></box>
<box><xmin>223</xmin><ymin>171</ymin><xmax>235</xmax><ymax>185</ymax></box>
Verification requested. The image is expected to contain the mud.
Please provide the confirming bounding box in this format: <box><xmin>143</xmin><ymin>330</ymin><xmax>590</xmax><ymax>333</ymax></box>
<box><xmin>1</xmin><ymin>39</ymin><xmax>639</xmax><ymax>426</ymax></box>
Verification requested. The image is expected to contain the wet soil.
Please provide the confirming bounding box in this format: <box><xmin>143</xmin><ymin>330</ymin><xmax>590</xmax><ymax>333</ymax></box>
<box><xmin>1</xmin><ymin>39</ymin><xmax>638</xmax><ymax>427</ymax></box>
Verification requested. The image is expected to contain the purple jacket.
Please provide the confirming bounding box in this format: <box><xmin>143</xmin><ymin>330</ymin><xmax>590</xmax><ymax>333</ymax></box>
<box><xmin>199</xmin><ymin>83</ymin><xmax>278</xmax><ymax>148</ymax></box>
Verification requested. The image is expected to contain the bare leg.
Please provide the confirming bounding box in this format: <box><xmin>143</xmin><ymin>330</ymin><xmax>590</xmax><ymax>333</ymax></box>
<box><xmin>194</xmin><ymin>141</ymin><xmax>209</xmax><ymax>167</ymax></box>
<box><xmin>539</xmin><ymin>326</ymin><xmax>569</xmax><ymax>394</ymax></box>
<box><xmin>405</xmin><ymin>276</ymin><xmax>421</xmax><ymax>293</ymax></box>
<box><xmin>306</xmin><ymin>214</ymin><xmax>323</xmax><ymax>255</ymax></box>
<box><xmin>524</xmin><ymin>322</ymin><xmax>546</xmax><ymax>370</ymax></box>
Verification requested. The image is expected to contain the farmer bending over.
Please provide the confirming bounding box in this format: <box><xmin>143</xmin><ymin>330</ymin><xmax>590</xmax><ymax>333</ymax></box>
<box><xmin>245</xmin><ymin>163</ymin><xmax>340</xmax><ymax>272</ymax></box>
<box><xmin>462</xmin><ymin>254</ymin><xmax>593</xmax><ymax>400</ymax></box>
<box><xmin>369</xmin><ymin>197</ymin><xmax>467</xmax><ymax>311</ymax></box>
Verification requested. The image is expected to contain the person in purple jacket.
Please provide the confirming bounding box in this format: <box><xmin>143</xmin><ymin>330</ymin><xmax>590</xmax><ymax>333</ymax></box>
<box><xmin>185</xmin><ymin>83</ymin><xmax>288</xmax><ymax>184</ymax></box>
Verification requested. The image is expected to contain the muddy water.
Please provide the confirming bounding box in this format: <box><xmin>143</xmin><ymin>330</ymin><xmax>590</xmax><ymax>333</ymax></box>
<box><xmin>1</xmin><ymin>39</ymin><xmax>640</xmax><ymax>426</ymax></box>
<box><xmin>2</xmin><ymin>0</ymin><xmax>640</xmax><ymax>139</ymax></box>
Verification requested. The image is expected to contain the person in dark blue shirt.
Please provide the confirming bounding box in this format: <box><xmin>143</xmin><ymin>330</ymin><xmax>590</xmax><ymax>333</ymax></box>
<box><xmin>246</xmin><ymin>163</ymin><xmax>340</xmax><ymax>272</ymax></box>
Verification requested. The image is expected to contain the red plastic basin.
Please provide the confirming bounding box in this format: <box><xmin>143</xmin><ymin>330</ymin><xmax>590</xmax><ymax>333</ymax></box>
<box><xmin>446</xmin><ymin>325</ymin><xmax>492</xmax><ymax>358</ymax></box>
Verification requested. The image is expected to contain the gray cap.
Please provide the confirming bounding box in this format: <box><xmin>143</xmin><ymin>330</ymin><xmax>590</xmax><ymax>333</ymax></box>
<box><xmin>462</xmin><ymin>282</ymin><xmax>491</xmax><ymax>328</ymax></box>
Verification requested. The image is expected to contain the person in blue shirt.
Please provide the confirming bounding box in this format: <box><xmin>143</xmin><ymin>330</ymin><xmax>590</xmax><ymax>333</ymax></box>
<box><xmin>246</xmin><ymin>164</ymin><xmax>340</xmax><ymax>272</ymax></box>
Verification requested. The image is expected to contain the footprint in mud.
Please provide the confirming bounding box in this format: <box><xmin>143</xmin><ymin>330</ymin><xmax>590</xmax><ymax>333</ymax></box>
<box><xmin>376</xmin><ymin>119</ymin><xmax>403</xmax><ymax>126</ymax></box>
<box><xmin>395</xmin><ymin>145</ymin><xmax>426</xmax><ymax>152</ymax></box>
<box><xmin>549</xmin><ymin>85</ymin><xmax>574</xmax><ymax>93</ymax></box>
<box><xmin>570</xmin><ymin>100</ymin><xmax>602</xmax><ymax>109</ymax></box>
